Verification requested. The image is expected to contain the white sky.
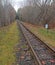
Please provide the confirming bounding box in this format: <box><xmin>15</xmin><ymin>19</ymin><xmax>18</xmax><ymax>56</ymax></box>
<box><xmin>11</xmin><ymin>0</ymin><xmax>24</xmax><ymax>11</ymax></box>
<box><xmin>11</xmin><ymin>0</ymin><xmax>53</xmax><ymax>11</ymax></box>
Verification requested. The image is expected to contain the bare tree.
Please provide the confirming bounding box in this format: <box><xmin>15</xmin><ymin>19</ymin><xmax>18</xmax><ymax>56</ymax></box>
<box><xmin>18</xmin><ymin>0</ymin><xmax>55</xmax><ymax>28</ymax></box>
<box><xmin>0</xmin><ymin>0</ymin><xmax>16</xmax><ymax>27</ymax></box>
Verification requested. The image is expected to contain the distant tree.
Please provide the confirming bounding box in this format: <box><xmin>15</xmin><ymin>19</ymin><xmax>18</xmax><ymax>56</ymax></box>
<box><xmin>0</xmin><ymin>0</ymin><xmax>4</xmax><ymax>26</ymax></box>
<box><xmin>0</xmin><ymin>0</ymin><xmax>16</xmax><ymax>27</ymax></box>
<box><xmin>17</xmin><ymin>0</ymin><xmax>55</xmax><ymax>28</ymax></box>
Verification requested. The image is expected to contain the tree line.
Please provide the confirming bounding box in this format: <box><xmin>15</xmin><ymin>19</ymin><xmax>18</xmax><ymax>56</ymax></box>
<box><xmin>18</xmin><ymin>0</ymin><xmax>55</xmax><ymax>28</ymax></box>
<box><xmin>0</xmin><ymin>0</ymin><xmax>16</xmax><ymax>27</ymax></box>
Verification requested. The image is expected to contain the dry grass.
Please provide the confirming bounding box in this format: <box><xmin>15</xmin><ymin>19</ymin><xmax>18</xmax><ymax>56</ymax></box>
<box><xmin>23</xmin><ymin>22</ymin><xmax>55</xmax><ymax>48</ymax></box>
<box><xmin>0</xmin><ymin>22</ymin><xmax>20</xmax><ymax>65</ymax></box>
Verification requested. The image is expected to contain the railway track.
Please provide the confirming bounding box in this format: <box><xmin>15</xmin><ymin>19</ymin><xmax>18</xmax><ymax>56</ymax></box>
<box><xmin>19</xmin><ymin>22</ymin><xmax>55</xmax><ymax>65</ymax></box>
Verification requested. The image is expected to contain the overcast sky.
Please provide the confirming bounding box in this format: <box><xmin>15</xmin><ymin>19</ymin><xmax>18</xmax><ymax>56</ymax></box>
<box><xmin>11</xmin><ymin>0</ymin><xmax>24</xmax><ymax>11</ymax></box>
<box><xmin>11</xmin><ymin>0</ymin><xmax>53</xmax><ymax>11</ymax></box>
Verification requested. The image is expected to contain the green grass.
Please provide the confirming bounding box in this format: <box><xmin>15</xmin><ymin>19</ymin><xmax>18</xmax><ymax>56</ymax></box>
<box><xmin>38</xmin><ymin>28</ymin><xmax>55</xmax><ymax>41</ymax></box>
<box><xmin>23</xmin><ymin>23</ymin><xmax>55</xmax><ymax>47</ymax></box>
<box><xmin>0</xmin><ymin>22</ymin><xmax>20</xmax><ymax>65</ymax></box>
<box><xmin>38</xmin><ymin>28</ymin><xmax>55</xmax><ymax>46</ymax></box>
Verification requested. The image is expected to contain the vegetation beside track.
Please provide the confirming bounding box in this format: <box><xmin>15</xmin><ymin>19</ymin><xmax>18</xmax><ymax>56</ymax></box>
<box><xmin>23</xmin><ymin>22</ymin><xmax>55</xmax><ymax>48</ymax></box>
<box><xmin>0</xmin><ymin>22</ymin><xmax>20</xmax><ymax>65</ymax></box>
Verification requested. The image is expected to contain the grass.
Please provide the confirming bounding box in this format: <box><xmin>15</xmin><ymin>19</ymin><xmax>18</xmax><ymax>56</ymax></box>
<box><xmin>23</xmin><ymin>22</ymin><xmax>55</xmax><ymax>47</ymax></box>
<box><xmin>0</xmin><ymin>22</ymin><xmax>20</xmax><ymax>65</ymax></box>
<box><xmin>38</xmin><ymin>28</ymin><xmax>55</xmax><ymax>47</ymax></box>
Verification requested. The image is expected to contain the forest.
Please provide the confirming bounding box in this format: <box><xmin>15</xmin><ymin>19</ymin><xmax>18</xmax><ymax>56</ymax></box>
<box><xmin>0</xmin><ymin>0</ymin><xmax>16</xmax><ymax>27</ymax></box>
<box><xmin>18</xmin><ymin>0</ymin><xmax>55</xmax><ymax>28</ymax></box>
<box><xmin>0</xmin><ymin>0</ymin><xmax>55</xmax><ymax>29</ymax></box>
